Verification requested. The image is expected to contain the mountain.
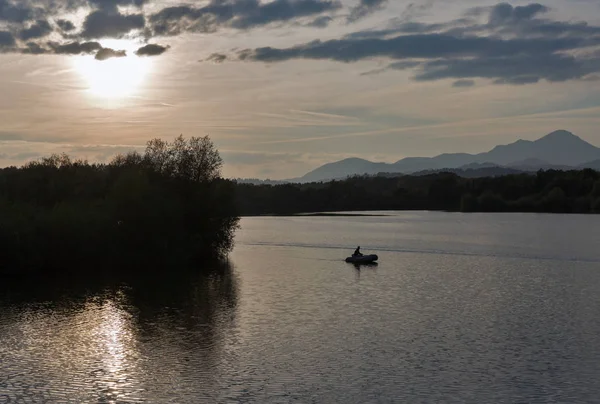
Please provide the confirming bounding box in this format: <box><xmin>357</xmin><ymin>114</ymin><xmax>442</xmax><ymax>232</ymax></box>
<box><xmin>296</xmin><ymin>130</ymin><xmax>600</xmax><ymax>182</ymax></box>
<box><xmin>391</xmin><ymin>153</ymin><xmax>476</xmax><ymax>173</ymax></box>
<box><xmin>505</xmin><ymin>158</ymin><xmax>575</xmax><ymax>172</ymax></box>
<box><xmin>459</xmin><ymin>162</ymin><xmax>501</xmax><ymax>170</ymax></box>
<box><xmin>481</xmin><ymin>130</ymin><xmax>600</xmax><ymax>166</ymax></box>
<box><xmin>298</xmin><ymin>157</ymin><xmax>391</xmax><ymax>183</ymax></box>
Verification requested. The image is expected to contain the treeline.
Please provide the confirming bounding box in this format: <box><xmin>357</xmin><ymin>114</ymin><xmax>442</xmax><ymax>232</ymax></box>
<box><xmin>2</xmin><ymin>147</ymin><xmax>599</xmax><ymax>273</ymax></box>
<box><xmin>0</xmin><ymin>136</ymin><xmax>239</xmax><ymax>274</ymax></box>
<box><xmin>235</xmin><ymin>169</ymin><xmax>600</xmax><ymax>215</ymax></box>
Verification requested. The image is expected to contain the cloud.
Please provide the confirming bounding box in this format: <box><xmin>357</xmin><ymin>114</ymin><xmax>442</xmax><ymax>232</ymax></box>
<box><xmin>0</xmin><ymin>132</ymin><xmax>25</xmax><ymax>141</ymax></box>
<box><xmin>0</xmin><ymin>30</ymin><xmax>15</xmax><ymax>48</ymax></box>
<box><xmin>0</xmin><ymin>0</ymin><xmax>34</xmax><ymax>23</ymax></box>
<box><xmin>19</xmin><ymin>40</ymin><xmax>140</xmax><ymax>59</ymax></box>
<box><xmin>306</xmin><ymin>15</ymin><xmax>332</xmax><ymax>28</ymax></box>
<box><xmin>239</xmin><ymin>35</ymin><xmax>590</xmax><ymax>63</ymax></box>
<box><xmin>95</xmin><ymin>47</ymin><xmax>127</xmax><ymax>60</ymax></box>
<box><xmin>21</xmin><ymin>41</ymin><xmax>47</xmax><ymax>54</ymax></box>
<box><xmin>85</xmin><ymin>0</ymin><xmax>149</xmax><ymax>14</ymax></box>
<box><xmin>205</xmin><ymin>52</ymin><xmax>228</xmax><ymax>63</ymax></box>
<box><xmin>230</xmin><ymin>2</ymin><xmax>600</xmax><ymax>86</ymax></box>
<box><xmin>346</xmin><ymin>3</ymin><xmax>600</xmax><ymax>40</ymax></box>
<box><xmin>134</xmin><ymin>43</ymin><xmax>168</xmax><ymax>56</ymax></box>
<box><xmin>488</xmin><ymin>3</ymin><xmax>549</xmax><ymax>26</ymax></box>
<box><xmin>414</xmin><ymin>53</ymin><xmax>597</xmax><ymax>84</ymax></box>
<box><xmin>2</xmin><ymin>0</ymin><xmax>340</xmax><ymax>59</ymax></box>
<box><xmin>232</xmin><ymin>0</ymin><xmax>341</xmax><ymax>29</ymax></box>
<box><xmin>221</xmin><ymin>150</ymin><xmax>306</xmax><ymax>165</ymax></box>
<box><xmin>452</xmin><ymin>79</ymin><xmax>475</xmax><ymax>88</ymax></box>
<box><xmin>148</xmin><ymin>0</ymin><xmax>341</xmax><ymax>36</ymax></box>
<box><xmin>19</xmin><ymin>19</ymin><xmax>52</xmax><ymax>40</ymax></box>
<box><xmin>48</xmin><ymin>41</ymin><xmax>103</xmax><ymax>55</ymax></box>
<box><xmin>81</xmin><ymin>10</ymin><xmax>145</xmax><ymax>39</ymax></box>
<box><xmin>56</xmin><ymin>19</ymin><xmax>76</xmax><ymax>31</ymax></box>
<box><xmin>347</xmin><ymin>0</ymin><xmax>387</xmax><ymax>23</ymax></box>
<box><xmin>400</xmin><ymin>1</ymin><xmax>435</xmax><ymax>21</ymax></box>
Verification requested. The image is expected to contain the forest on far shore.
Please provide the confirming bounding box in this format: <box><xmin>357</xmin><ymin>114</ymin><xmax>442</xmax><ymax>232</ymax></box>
<box><xmin>235</xmin><ymin>169</ymin><xmax>600</xmax><ymax>215</ymax></box>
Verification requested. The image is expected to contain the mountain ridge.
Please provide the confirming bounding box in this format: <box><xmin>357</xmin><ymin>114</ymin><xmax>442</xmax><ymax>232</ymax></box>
<box><xmin>296</xmin><ymin>130</ymin><xmax>600</xmax><ymax>183</ymax></box>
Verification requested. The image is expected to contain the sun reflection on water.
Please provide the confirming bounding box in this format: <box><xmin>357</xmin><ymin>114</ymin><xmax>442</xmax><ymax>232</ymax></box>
<box><xmin>0</xmin><ymin>265</ymin><xmax>238</xmax><ymax>402</ymax></box>
<box><xmin>99</xmin><ymin>300</ymin><xmax>131</xmax><ymax>375</ymax></box>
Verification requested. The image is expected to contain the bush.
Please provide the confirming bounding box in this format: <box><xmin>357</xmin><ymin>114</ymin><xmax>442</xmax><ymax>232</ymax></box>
<box><xmin>0</xmin><ymin>136</ymin><xmax>239</xmax><ymax>274</ymax></box>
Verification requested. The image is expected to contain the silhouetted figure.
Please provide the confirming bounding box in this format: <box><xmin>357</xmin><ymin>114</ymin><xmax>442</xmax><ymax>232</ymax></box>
<box><xmin>353</xmin><ymin>246</ymin><xmax>363</xmax><ymax>257</ymax></box>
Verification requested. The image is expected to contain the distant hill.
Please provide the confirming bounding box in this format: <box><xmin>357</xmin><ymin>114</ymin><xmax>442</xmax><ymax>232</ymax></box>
<box><xmin>234</xmin><ymin>178</ymin><xmax>289</xmax><ymax>185</ymax></box>
<box><xmin>505</xmin><ymin>158</ymin><xmax>575</xmax><ymax>172</ymax></box>
<box><xmin>296</xmin><ymin>130</ymin><xmax>600</xmax><ymax>182</ymax></box>
<box><xmin>297</xmin><ymin>157</ymin><xmax>391</xmax><ymax>183</ymax></box>
<box><xmin>580</xmin><ymin>159</ymin><xmax>600</xmax><ymax>170</ymax></box>
<box><xmin>411</xmin><ymin>166</ymin><xmax>526</xmax><ymax>178</ymax></box>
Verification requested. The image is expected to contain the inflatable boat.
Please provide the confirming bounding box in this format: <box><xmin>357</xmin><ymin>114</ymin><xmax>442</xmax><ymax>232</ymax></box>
<box><xmin>345</xmin><ymin>254</ymin><xmax>378</xmax><ymax>264</ymax></box>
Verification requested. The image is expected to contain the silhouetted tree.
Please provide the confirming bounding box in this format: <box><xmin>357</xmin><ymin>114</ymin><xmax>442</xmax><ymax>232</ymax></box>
<box><xmin>0</xmin><ymin>136</ymin><xmax>239</xmax><ymax>274</ymax></box>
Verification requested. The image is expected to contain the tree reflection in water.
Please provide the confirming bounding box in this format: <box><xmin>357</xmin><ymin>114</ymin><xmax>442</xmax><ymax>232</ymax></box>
<box><xmin>0</xmin><ymin>262</ymin><xmax>238</xmax><ymax>403</ymax></box>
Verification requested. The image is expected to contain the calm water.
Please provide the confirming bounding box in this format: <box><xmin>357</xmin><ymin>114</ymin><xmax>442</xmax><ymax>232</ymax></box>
<box><xmin>2</xmin><ymin>212</ymin><xmax>600</xmax><ymax>403</ymax></box>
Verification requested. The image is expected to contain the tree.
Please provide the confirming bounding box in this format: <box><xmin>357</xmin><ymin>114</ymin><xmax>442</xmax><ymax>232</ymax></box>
<box><xmin>0</xmin><ymin>135</ymin><xmax>239</xmax><ymax>274</ymax></box>
<box><xmin>143</xmin><ymin>135</ymin><xmax>223</xmax><ymax>182</ymax></box>
<box><xmin>544</xmin><ymin>187</ymin><xmax>566</xmax><ymax>212</ymax></box>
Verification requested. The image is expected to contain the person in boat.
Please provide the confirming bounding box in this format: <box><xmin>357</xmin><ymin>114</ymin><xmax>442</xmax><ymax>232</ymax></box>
<box><xmin>353</xmin><ymin>246</ymin><xmax>363</xmax><ymax>257</ymax></box>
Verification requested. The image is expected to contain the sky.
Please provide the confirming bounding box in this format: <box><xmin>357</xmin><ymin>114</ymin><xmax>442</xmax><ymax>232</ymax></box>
<box><xmin>1</xmin><ymin>0</ymin><xmax>600</xmax><ymax>179</ymax></box>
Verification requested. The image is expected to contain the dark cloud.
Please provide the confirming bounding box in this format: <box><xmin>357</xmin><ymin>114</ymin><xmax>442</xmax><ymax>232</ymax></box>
<box><xmin>81</xmin><ymin>10</ymin><xmax>145</xmax><ymax>39</ymax></box>
<box><xmin>56</xmin><ymin>19</ymin><xmax>76</xmax><ymax>31</ymax></box>
<box><xmin>148</xmin><ymin>0</ymin><xmax>341</xmax><ymax>36</ymax></box>
<box><xmin>48</xmin><ymin>41</ymin><xmax>103</xmax><ymax>55</ymax></box>
<box><xmin>452</xmin><ymin>79</ymin><xmax>475</xmax><ymax>88</ymax></box>
<box><xmin>205</xmin><ymin>52</ymin><xmax>228</xmax><ymax>63</ymax></box>
<box><xmin>36</xmin><ymin>41</ymin><xmax>137</xmax><ymax>60</ymax></box>
<box><xmin>344</xmin><ymin>20</ymin><xmax>465</xmax><ymax>39</ymax></box>
<box><xmin>388</xmin><ymin>60</ymin><xmax>421</xmax><ymax>70</ymax></box>
<box><xmin>21</xmin><ymin>41</ymin><xmax>47</xmax><ymax>54</ymax></box>
<box><xmin>415</xmin><ymin>53</ymin><xmax>598</xmax><ymax>84</ymax></box>
<box><xmin>488</xmin><ymin>3</ymin><xmax>549</xmax><ymax>26</ymax></box>
<box><xmin>346</xmin><ymin>3</ymin><xmax>599</xmax><ymax>40</ymax></box>
<box><xmin>94</xmin><ymin>47</ymin><xmax>127</xmax><ymax>60</ymax></box>
<box><xmin>232</xmin><ymin>0</ymin><xmax>341</xmax><ymax>29</ymax></box>
<box><xmin>230</xmin><ymin>2</ymin><xmax>600</xmax><ymax>86</ymax></box>
<box><xmin>148</xmin><ymin>4</ymin><xmax>232</xmax><ymax>36</ymax></box>
<box><xmin>0</xmin><ymin>0</ymin><xmax>34</xmax><ymax>23</ymax></box>
<box><xmin>306</xmin><ymin>15</ymin><xmax>332</xmax><ymax>28</ymax></box>
<box><xmin>239</xmin><ymin>35</ymin><xmax>589</xmax><ymax>63</ymax></box>
<box><xmin>347</xmin><ymin>0</ymin><xmax>387</xmax><ymax>23</ymax></box>
<box><xmin>0</xmin><ymin>30</ymin><xmax>15</xmax><ymax>48</ymax></box>
<box><xmin>88</xmin><ymin>0</ymin><xmax>149</xmax><ymax>12</ymax></box>
<box><xmin>134</xmin><ymin>43</ymin><xmax>168</xmax><ymax>56</ymax></box>
<box><xmin>19</xmin><ymin>19</ymin><xmax>52</xmax><ymax>40</ymax></box>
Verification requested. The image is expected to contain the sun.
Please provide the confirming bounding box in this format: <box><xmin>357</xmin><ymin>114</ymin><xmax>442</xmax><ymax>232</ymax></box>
<box><xmin>73</xmin><ymin>40</ymin><xmax>153</xmax><ymax>99</ymax></box>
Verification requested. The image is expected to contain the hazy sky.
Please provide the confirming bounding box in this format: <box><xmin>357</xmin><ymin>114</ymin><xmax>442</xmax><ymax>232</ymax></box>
<box><xmin>1</xmin><ymin>0</ymin><xmax>600</xmax><ymax>178</ymax></box>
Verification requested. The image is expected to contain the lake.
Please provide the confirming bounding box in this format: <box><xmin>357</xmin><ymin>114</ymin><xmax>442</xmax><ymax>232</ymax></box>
<box><xmin>2</xmin><ymin>212</ymin><xmax>600</xmax><ymax>403</ymax></box>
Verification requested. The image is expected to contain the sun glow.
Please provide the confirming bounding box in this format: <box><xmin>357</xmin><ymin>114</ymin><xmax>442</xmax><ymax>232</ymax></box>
<box><xmin>73</xmin><ymin>40</ymin><xmax>153</xmax><ymax>99</ymax></box>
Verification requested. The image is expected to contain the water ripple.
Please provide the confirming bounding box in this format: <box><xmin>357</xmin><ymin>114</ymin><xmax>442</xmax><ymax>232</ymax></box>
<box><xmin>2</xmin><ymin>213</ymin><xmax>600</xmax><ymax>402</ymax></box>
